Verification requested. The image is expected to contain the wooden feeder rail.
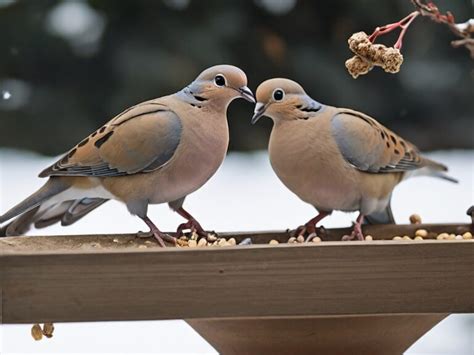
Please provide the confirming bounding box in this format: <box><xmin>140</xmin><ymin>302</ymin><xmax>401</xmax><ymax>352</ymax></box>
<box><xmin>1</xmin><ymin>222</ymin><xmax>473</xmax><ymax>355</ymax></box>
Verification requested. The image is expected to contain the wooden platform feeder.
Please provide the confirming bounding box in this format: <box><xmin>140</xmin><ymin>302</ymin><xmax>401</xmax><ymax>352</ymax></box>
<box><xmin>1</xmin><ymin>221</ymin><xmax>473</xmax><ymax>354</ymax></box>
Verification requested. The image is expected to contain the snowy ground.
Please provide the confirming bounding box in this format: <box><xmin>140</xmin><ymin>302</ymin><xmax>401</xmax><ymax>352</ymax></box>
<box><xmin>1</xmin><ymin>149</ymin><xmax>473</xmax><ymax>354</ymax></box>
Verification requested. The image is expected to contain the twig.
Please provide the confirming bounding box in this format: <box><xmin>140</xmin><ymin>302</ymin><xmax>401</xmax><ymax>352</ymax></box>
<box><xmin>368</xmin><ymin>11</ymin><xmax>420</xmax><ymax>49</ymax></box>
<box><xmin>411</xmin><ymin>0</ymin><xmax>474</xmax><ymax>58</ymax></box>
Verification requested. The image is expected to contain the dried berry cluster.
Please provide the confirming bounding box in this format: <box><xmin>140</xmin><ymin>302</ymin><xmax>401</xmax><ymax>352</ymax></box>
<box><xmin>346</xmin><ymin>1</ymin><xmax>473</xmax><ymax>78</ymax></box>
<box><xmin>345</xmin><ymin>32</ymin><xmax>404</xmax><ymax>79</ymax></box>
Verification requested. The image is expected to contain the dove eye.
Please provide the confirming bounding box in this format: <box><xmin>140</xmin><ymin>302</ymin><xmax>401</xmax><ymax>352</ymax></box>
<box><xmin>214</xmin><ymin>74</ymin><xmax>226</xmax><ymax>87</ymax></box>
<box><xmin>273</xmin><ymin>89</ymin><xmax>284</xmax><ymax>101</ymax></box>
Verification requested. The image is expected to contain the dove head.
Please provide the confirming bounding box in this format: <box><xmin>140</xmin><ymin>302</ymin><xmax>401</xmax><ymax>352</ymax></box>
<box><xmin>251</xmin><ymin>78</ymin><xmax>323</xmax><ymax>124</ymax></box>
<box><xmin>185</xmin><ymin>65</ymin><xmax>255</xmax><ymax>107</ymax></box>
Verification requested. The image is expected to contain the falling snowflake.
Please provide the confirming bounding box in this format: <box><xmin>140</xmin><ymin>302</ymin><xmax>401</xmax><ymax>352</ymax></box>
<box><xmin>2</xmin><ymin>90</ymin><xmax>11</xmax><ymax>100</ymax></box>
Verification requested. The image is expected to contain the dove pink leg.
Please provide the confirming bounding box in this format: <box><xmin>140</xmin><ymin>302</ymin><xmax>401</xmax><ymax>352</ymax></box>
<box><xmin>294</xmin><ymin>211</ymin><xmax>331</xmax><ymax>240</ymax></box>
<box><xmin>141</xmin><ymin>216</ymin><xmax>176</xmax><ymax>247</ymax></box>
<box><xmin>342</xmin><ymin>213</ymin><xmax>365</xmax><ymax>241</ymax></box>
<box><xmin>175</xmin><ymin>207</ymin><xmax>207</xmax><ymax>237</ymax></box>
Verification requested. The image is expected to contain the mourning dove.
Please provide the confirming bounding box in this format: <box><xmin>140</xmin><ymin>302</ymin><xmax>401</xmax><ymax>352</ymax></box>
<box><xmin>0</xmin><ymin>65</ymin><xmax>255</xmax><ymax>246</ymax></box>
<box><xmin>252</xmin><ymin>78</ymin><xmax>457</xmax><ymax>240</ymax></box>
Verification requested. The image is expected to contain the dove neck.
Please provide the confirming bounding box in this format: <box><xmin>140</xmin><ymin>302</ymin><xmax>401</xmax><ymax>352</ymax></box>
<box><xmin>176</xmin><ymin>87</ymin><xmax>233</xmax><ymax>116</ymax></box>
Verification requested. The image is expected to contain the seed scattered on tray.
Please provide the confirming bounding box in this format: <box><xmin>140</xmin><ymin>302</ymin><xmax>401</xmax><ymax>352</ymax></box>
<box><xmin>437</xmin><ymin>233</ymin><xmax>449</xmax><ymax>240</ymax></box>
<box><xmin>409</xmin><ymin>214</ymin><xmax>422</xmax><ymax>224</ymax></box>
<box><xmin>207</xmin><ymin>234</ymin><xmax>217</xmax><ymax>242</ymax></box>
<box><xmin>415</xmin><ymin>229</ymin><xmax>428</xmax><ymax>238</ymax></box>
<box><xmin>217</xmin><ymin>238</ymin><xmax>228</xmax><ymax>246</ymax></box>
<box><xmin>174</xmin><ymin>211</ymin><xmax>472</xmax><ymax>247</ymax></box>
<box><xmin>173</xmin><ymin>233</ymin><xmax>244</xmax><ymax>247</ymax></box>
<box><xmin>176</xmin><ymin>239</ymin><xmax>188</xmax><ymax>247</ymax></box>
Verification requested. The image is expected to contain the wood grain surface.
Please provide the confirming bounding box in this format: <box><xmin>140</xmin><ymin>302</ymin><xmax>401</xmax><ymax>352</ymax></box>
<box><xmin>187</xmin><ymin>314</ymin><xmax>448</xmax><ymax>355</ymax></box>
<box><xmin>1</xmin><ymin>224</ymin><xmax>472</xmax><ymax>324</ymax></box>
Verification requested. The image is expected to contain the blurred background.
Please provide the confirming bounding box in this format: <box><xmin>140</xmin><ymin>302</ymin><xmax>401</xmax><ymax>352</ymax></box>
<box><xmin>0</xmin><ymin>0</ymin><xmax>472</xmax><ymax>155</ymax></box>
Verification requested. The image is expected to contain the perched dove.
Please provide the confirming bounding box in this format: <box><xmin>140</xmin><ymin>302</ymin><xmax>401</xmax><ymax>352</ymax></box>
<box><xmin>252</xmin><ymin>78</ymin><xmax>457</xmax><ymax>240</ymax></box>
<box><xmin>0</xmin><ymin>65</ymin><xmax>255</xmax><ymax>246</ymax></box>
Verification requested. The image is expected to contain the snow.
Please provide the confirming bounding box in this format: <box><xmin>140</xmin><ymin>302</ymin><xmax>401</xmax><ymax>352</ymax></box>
<box><xmin>2</xmin><ymin>90</ymin><xmax>11</xmax><ymax>100</ymax></box>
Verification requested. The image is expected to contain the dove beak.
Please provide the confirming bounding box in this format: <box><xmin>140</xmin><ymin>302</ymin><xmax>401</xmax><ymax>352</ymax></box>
<box><xmin>238</xmin><ymin>86</ymin><xmax>255</xmax><ymax>103</ymax></box>
<box><xmin>251</xmin><ymin>102</ymin><xmax>266</xmax><ymax>124</ymax></box>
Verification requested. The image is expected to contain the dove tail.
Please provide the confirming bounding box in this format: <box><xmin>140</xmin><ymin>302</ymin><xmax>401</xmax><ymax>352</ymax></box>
<box><xmin>1</xmin><ymin>177</ymin><xmax>70</xmax><ymax>237</ymax></box>
<box><xmin>0</xmin><ymin>195</ymin><xmax>108</xmax><ymax>237</ymax></box>
<box><xmin>422</xmin><ymin>157</ymin><xmax>449</xmax><ymax>171</ymax></box>
<box><xmin>404</xmin><ymin>157</ymin><xmax>458</xmax><ymax>183</ymax></box>
<box><xmin>0</xmin><ymin>206</ymin><xmax>41</xmax><ymax>237</ymax></box>
<box><xmin>0</xmin><ymin>177</ymin><xmax>70</xmax><ymax>225</ymax></box>
<box><xmin>425</xmin><ymin>170</ymin><xmax>459</xmax><ymax>183</ymax></box>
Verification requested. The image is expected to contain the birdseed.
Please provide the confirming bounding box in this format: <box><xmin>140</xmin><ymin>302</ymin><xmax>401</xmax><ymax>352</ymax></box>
<box><xmin>31</xmin><ymin>324</ymin><xmax>43</xmax><ymax>341</ymax></box>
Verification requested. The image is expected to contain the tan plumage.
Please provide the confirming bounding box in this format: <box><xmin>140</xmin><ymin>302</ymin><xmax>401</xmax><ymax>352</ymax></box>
<box><xmin>252</xmin><ymin>78</ymin><xmax>456</xmax><ymax>240</ymax></box>
<box><xmin>39</xmin><ymin>102</ymin><xmax>181</xmax><ymax>177</ymax></box>
<box><xmin>0</xmin><ymin>65</ymin><xmax>255</xmax><ymax>245</ymax></box>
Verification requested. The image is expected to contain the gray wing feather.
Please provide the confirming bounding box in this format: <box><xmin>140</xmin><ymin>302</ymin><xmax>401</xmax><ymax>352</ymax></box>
<box><xmin>331</xmin><ymin>111</ymin><xmax>422</xmax><ymax>173</ymax></box>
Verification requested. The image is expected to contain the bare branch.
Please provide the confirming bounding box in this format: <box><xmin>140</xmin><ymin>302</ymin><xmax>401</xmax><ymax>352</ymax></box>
<box><xmin>411</xmin><ymin>0</ymin><xmax>474</xmax><ymax>58</ymax></box>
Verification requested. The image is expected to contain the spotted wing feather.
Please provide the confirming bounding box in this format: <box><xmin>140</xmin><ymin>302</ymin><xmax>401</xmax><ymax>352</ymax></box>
<box><xmin>330</xmin><ymin>109</ymin><xmax>423</xmax><ymax>173</ymax></box>
<box><xmin>39</xmin><ymin>102</ymin><xmax>182</xmax><ymax>177</ymax></box>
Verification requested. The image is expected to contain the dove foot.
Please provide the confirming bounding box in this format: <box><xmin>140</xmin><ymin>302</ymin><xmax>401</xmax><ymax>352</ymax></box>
<box><xmin>342</xmin><ymin>214</ymin><xmax>365</xmax><ymax>241</ymax></box>
<box><xmin>176</xmin><ymin>219</ymin><xmax>208</xmax><ymax>237</ymax></box>
<box><xmin>305</xmin><ymin>232</ymin><xmax>318</xmax><ymax>242</ymax></box>
<box><xmin>175</xmin><ymin>207</ymin><xmax>208</xmax><ymax>237</ymax></box>
<box><xmin>151</xmin><ymin>230</ymin><xmax>176</xmax><ymax>247</ymax></box>
<box><xmin>140</xmin><ymin>216</ymin><xmax>176</xmax><ymax>247</ymax></box>
<box><xmin>293</xmin><ymin>211</ymin><xmax>331</xmax><ymax>240</ymax></box>
<box><xmin>293</xmin><ymin>223</ymin><xmax>316</xmax><ymax>238</ymax></box>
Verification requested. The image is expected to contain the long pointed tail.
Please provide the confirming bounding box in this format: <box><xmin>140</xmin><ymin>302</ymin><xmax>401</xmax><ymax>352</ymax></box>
<box><xmin>412</xmin><ymin>157</ymin><xmax>459</xmax><ymax>183</ymax></box>
<box><xmin>1</xmin><ymin>177</ymin><xmax>106</xmax><ymax>236</ymax></box>
<box><xmin>403</xmin><ymin>157</ymin><xmax>458</xmax><ymax>183</ymax></box>
<box><xmin>1</xmin><ymin>195</ymin><xmax>108</xmax><ymax>237</ymax></box>
<box><xmin>0</xmin><ymin>206</ymin><xmax>41</xmax><ymax>236</ymax></box>
<box><xmin>0</xmin><ymin>177</ymin><xmax>70</xmax><ymax>224</ymax></box>
<box><xmin>35</xmin><ymin>198</ymin><xmax>108</xmax><ymax>228</ymax></box>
